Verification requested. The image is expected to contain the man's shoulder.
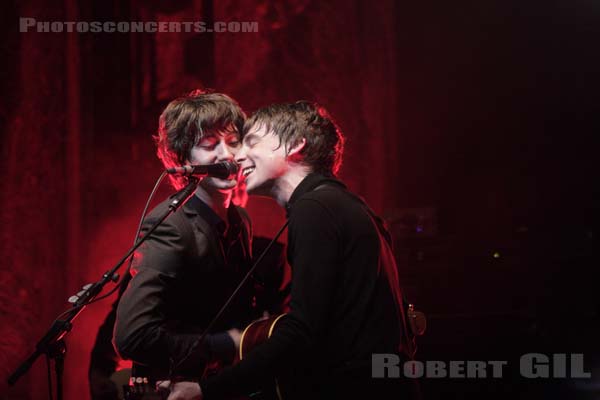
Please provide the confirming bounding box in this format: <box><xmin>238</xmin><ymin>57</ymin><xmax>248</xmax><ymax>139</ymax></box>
<box><xmin>144</xmin><ymin>196</ymin><xmax>180</xmax><ymax>220</ymax></box>
<box><xmin>294</xmin><ymin>183</ymin><xmax>354</xmax><ymax>210</ymax></box>
<box><xmin>147</xmin><ymin>196</ymin><xmax>175</xmax><ymax>214</ymax></box>
<box><xmin>288</xmin><ymin>186</ymin><xmax>349</xmax><ymax>227</ymax></box>
<box><xmin>291</xmin><ymin>184</ymin><xmax>373</xmax><ymax>231</ymax></box>
<box><xmin>141</xmin><ymin>196</ymin><xmax>197</xmax><ymax>232</ymax></box>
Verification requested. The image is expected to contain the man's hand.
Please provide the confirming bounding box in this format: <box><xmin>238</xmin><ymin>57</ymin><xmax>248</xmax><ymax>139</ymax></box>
<box><xmin>156</xmin><ymin>380</ymin><xmax>203</xmax><ymax>400</ymax></box>
<box><xmin>227</xmin><ymin>328</ymin><xmax>242</xmax><ymax>350</ymax></box>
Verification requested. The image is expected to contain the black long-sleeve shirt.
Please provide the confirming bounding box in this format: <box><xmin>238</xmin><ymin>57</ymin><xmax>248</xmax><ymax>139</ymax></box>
<box><xmin>201</xmin><ymin>173</ymin><xmax>408</xmax><ymax>399</ymax></box>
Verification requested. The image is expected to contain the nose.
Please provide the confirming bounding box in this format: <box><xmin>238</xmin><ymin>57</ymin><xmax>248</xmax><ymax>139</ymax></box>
<box><xmin>215</xmin><ymin>141</ymin><xmax>234</xmax><ymax>161</ymax></box>
<box><xmin>235</xmin><ymin>145</ymin><xmax>247</xmax><ymax>164</ymax></box>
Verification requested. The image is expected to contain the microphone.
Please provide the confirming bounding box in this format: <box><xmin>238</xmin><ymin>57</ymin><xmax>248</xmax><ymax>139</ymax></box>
<box><xmin>166</xmin><ymin>161</ymin><xmax>239</xmax><ymax>179</ymax></box>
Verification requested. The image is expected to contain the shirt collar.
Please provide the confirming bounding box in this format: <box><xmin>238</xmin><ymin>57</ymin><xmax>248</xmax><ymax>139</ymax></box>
<box><xmin>226</xmin><ymin>201</ymin><xmax>243</xmax><ymax>240</ymax></box>
<box><xmin>185</xmin><ymin>194</ymin><xmax>226</xmax><ymax>235</ymax></box>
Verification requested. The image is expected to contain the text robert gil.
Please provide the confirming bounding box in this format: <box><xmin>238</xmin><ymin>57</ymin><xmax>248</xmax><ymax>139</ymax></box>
<box><xmin>372</xmin><ymin>353</ymin><xmax>592</xmax><ymax>379</ymax></box>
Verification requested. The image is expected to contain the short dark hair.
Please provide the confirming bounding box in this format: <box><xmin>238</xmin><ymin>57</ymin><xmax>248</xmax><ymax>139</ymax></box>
<box><xmin>244</xmin><ymin>101</ymin><xmax>345</xmax><ymax>176</ymax></box>
<box><xmin>155</xmin><ymin>90</ymin><xmax>245</xmax><ymax>188</ymax></box>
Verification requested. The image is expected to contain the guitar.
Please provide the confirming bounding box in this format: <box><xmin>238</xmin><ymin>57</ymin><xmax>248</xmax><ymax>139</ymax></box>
<box><xmin>238</xmin><ymin>305</ymin><xmax>426</xmax><ymax>398</ymax></box>
<box><xmin>238</xmin><ymin>314</ymin><xmax>289</xmax><ymax>400</ymax></box>
<box><xmin>239</xmin><ymin>314</ymin><xmax>287</xmax><ymax>360</ymax></box>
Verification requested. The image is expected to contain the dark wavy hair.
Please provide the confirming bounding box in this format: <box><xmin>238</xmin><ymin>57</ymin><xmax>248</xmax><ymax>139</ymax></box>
<box><xmin>155</xmin><ymin>90</ymin><xmax>245</xmax><ymax>188</ymax></box>
<box><xmin>244</xmin><ymin>101</ymin><xmax>345</xmax><ymax>176</ymax></box>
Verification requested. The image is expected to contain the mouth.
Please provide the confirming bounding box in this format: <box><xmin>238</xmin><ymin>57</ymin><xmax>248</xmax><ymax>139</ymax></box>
<box><xmin>242</xmin><ymin>166</ymin><xmax>255</xmax><ymax>177</ymax></box>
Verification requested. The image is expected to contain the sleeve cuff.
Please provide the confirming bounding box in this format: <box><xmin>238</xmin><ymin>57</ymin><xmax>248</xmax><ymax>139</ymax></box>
<box><xmin>207</xmin><ymin>332</ymin><xmax>235</xmax><ymax>365</ymax></box>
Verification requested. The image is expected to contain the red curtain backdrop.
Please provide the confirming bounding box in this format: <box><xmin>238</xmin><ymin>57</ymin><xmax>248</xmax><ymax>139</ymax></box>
<box><xmin>2</xmin><ymin>1</ymin><xmax>598</xmax><ymax>399</ymax></box>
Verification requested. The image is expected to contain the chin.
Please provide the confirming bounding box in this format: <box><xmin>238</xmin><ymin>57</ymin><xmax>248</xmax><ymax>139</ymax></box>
<box><xmin>202</xmin><ymin>177</ymin><xmax>237</xmax><ymax>191</ymax></box>
<box><xmin>244</xmin><ymin>177</ymin><xmax>258</xmax><ymax>194</ymax></box>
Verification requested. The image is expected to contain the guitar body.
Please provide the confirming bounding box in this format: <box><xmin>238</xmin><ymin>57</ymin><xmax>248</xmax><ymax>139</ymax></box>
<box><xmin>239</xmin><ymin>314</ymin><xmax>286</xmax><ymax>360</ymax></box>
<box><xmin>238</xmin><ymin>314</ymin><xmax>288</xmax><ymax>400</ymax></box>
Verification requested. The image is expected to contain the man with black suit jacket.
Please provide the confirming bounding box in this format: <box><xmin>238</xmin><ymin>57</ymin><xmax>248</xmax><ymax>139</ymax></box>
<box><xmin>113</xmin><ymin>91</ymin><xmax>286</xmax><ymax>388</ymax></box>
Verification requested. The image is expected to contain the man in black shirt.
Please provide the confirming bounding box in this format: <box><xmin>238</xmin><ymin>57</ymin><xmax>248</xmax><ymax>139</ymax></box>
<box><xmin>112</xmin><ymin>91</ymin><xmax>286</xmax><ymax>392</ymax></box>
<box><xmin>164</xmin><ymin>101</ymin><xmax>415</xmax><ymax>399</ymax></box>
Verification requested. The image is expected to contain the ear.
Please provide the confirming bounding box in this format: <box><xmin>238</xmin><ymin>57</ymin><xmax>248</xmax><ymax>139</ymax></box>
<box><xmin>287</xmin><ymin>138</ymin><xmax>306</xmax><ymax>158</ymax></box>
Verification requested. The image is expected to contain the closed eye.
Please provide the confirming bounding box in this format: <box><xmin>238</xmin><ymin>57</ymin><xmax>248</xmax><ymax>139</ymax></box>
<box><xmin>227</xmin><ymin>139</ymin><xmax>241</xmax><ymax>147</ymax></box>
<box><xmin>243</xmin><ymin>134</ymin><xmax>259</xmax><ymax>148</ymax></box>
<box><xmin>198</xmin><ymin>143</ymin><xmax>217</xmax><ymax>150</ymax></box>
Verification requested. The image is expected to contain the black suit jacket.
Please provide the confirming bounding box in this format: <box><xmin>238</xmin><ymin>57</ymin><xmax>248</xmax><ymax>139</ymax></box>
<box><xmin>113</xmin><ymin>194</ymin><xmax>268</xmax><ymax>379</ymax></box>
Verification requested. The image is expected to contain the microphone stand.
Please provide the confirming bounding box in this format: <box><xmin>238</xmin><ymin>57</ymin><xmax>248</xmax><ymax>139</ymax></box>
<box><xmin>7</xmin><ymin>177</ymin><xmax>200</xmax><ymax>400</ymax></box>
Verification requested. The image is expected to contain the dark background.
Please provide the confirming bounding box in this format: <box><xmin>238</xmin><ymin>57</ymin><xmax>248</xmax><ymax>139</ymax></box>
<box><xmin>1</xmin><ymin>0</ymin><xmax>598</xmax><ymax>399</ymax></box>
